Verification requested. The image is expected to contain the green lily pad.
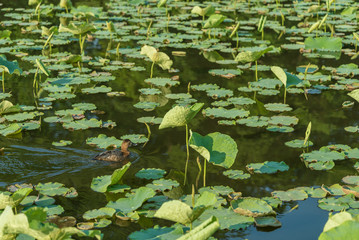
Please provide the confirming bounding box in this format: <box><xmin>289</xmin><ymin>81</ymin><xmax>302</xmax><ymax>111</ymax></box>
<box><xmin>285</xmin><ymin>139</ymin><xmax>314</xmax><ymax>148</ymax></box>
<box><xmin>308</xmin><ymin>161</ymin><xmax>335</xmax><ymax>171</ymax></box>
<box><xmin>271</xmin><ymin>189</ymin><xmax>308</xmax><ymax>202</ymax></box>
<box><xmin>255</xmin><ymin>216</ymin><xmax>281</xmax><ymax>228</ymax></box>
<box><xmin>264</xmin><ymin>103</ymin><xmax>293</xmax><ymax>112</ymax></box>
<box><xmin>144</xmin><ymin>77</ymin><xmax>179</xmax><ymax>87</ymax></box>
<box><xmin>342</xmin><ymin>176</ymin><xmax>359</xmax><ymax>185</ymax></box>
<box><xmin>223</xmin><ymin>170</ymin><xmax>250</xmax><ymax>180</ymax></box>
<box><xmin>203</xmin><ymin>107</ymin><xmax>249</xmax><ymax>119</ymax></box>
<box><xmin>83</xmin><ymin>207</ymin><xmax>116</xmax><ymax>220</ymax></box>
<box><xmin>246</xmin><ymin>161</ymin><xmax>289</xmax><ymax>174</ymax></box>
<box><xmin>231</xmin><ymin>197</ymin><xmax>276</xmax><ymax>217</ymax></box>
<box><xmin>318</xmin><ymin>194</ymin><xmax>354</xmax><ymax>212</ymax></box>
<box><xmin>91</xmin><ymin>163</ymin><xmax>131</xmax><ymax>193</ymax></box>
<box><xmin>146</xmin><ymin>179</ymin><xmax>180</xmax><ymax>191</ymax></box>
<box><xmin>86</xmin><ymin>134</ymin><xmax>122</xmax><ymax>149</ymax></box>
<box><xmin>52</xmin><ymin>140</ymin><xmax>72</xmax><ymax>147</ymax></box>
<box><xmin>107</xmin><ymin>187</ymin><xmax>156</xmax><ymax>214</ymax></box>
<box><xmin>35</xmin><ymin>182</ymin><xmax>70</xmax><ymax>196</ymax></box>
<box><xmin>135</xmin><ymin>168</ymin><xmax>166</xmax><ymax>180</ymax></box>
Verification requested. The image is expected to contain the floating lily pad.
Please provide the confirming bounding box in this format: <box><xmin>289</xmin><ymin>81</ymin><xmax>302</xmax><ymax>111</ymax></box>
<box><xmin>146</xmin><ymin>179</ymin><xmax>179</xmax><ymax>191</ymax></box>
<box><xmin>52</xmin><ymin>140</ymin><xmax>72</xmax><ymax>147</ymax></box>
<box><xmin>342</xmin><ymin>176</ymin><xmax>359</xmax><ymax>185</ymax></box>
<box><xmin>135</xmin><ymin>168</ymin><xmax>166</xmax><ymax>180</ymax></box>
<box><xmin>271</xmin><ymin>189</ymin><xmax>308</xmax><ymax>202</ymax></box>
<box><xmin>223</xmin><ymin>170</ymin><xmax>250</xmax><ymax>180</ymax></box>
<box><xmin>231</xmin><ymin>197</ymin><xmax>276</xmax><ymax>217</ymax></box>
<box><xmin>246</xmin><ymin>161</ymin><xmax>289</xmax><ymax>174</ymax></box>
<box><xmin>285</xmin><ymin>139</ymin><xmax>314</xmax><ymax>148</ymax></box>
<box><xmin>83</xmin><ymin>207</ymin><xmax>116</xmax><ymax>220</ymax></box>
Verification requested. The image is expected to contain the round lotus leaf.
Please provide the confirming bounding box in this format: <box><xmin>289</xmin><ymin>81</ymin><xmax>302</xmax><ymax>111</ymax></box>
<box><xmin>342</xmin><ymin>176</ymin><xmax>359</xmax><ymax>185</ymax></box>
<box><xmin>271</xmin><ymin>189</ymin><xmax>308</xmax><ymax>202</ymax></box>
<box><xmin>246</xmin><ymin>161</ymin><xmax>289</xmax><ymax>174</ymax></box>
<box><xmin>199</xmin><ymin>186</ymin><xmax>234</xmax><ymax>196</ymax></box>
<box><xmin>121</xmin><ymin>134</ymin><xmax>148</xmax><ymax>144</ymax></box>
<box><xmin>83</xmin><ymin>207</ymin><xmax>116</xmax><ymax>220</ymax></box>
<box><xmin>308</xmin><ymin>161</ymin><xmax>335</xmax><ymax>171</ymax></box>
<box><xmin>264</xmin><ymin>103</ymin><xmax>293</xmax><ymax>112</ymax></box>
<box><xmin>203</xmin><ymin>107</ymin><xmax>249</xmax><ymax>119</ymax></box>
<box><xmin>146</xmin><ymin>179</ymin><xmax>179</xmax><ymax>191</ymax></box>
<box><xmin>262</xmin><ymin>197</ymin><xmax>282</xmax><ymax>208</ymax></box>
<box><xmin>128</xmin><ymin>226</ymin><xmax>183</xmax><ymax>240</ymax></box>
<box><xmin>137</xmin><ymin>116</ymin><xmax>163</xmax><ymax>125</ymax></box>
<box><xmin>301</xmin><ymin>150</ymin><xmax>346</xmax><ymax>163</ymax></box>
<box><xmin>321</xmin><ymin>184</ymin><xmax>346</xmax><ymax>196</ymax></box>
<box><xmin>134</xmin><ymin>101</ymin><xmax>160</xmax><ymax>110</ymax></box>
<box><xmin>86</xmin><ymin>134</ymin><xmax>122</xmax><ymax>149</ymax></box>
<box><xmin>223</xmin><ymin>170</ymin><xmax>250</xmax><ymax>180</ymax></box>
<box><xmin>35</xmin><ymin>182</ymin><xmax>69</xmax><ymax>197</ymax></box>
<box><xmin>135</xmin><ymin>168</ymin><xmax>166</xmax><ymax>180</ymax></box>
<box><xmin>52</xmin><ymin>140</ymin><xmax>72</xmax><ymax>147</ymax></box>
<box><xmin>255</xmin><ymin>216</ymin><xmax>281</xmax><ymax>228</ymax></box>
<box><xmin>144</xmin><ymin>77</ymin><xmax>179</xmax><ymax>87</ymax></box>
<box><xmin>285</xmin><ymin>139</ymin><xmax>314</xmax><ymax>148</ymax></box>
<box><xmin>44</xmin><ymin>205</ymin><xmax>65</xmax><ymax>216</ymax></box>
<box><xmin>318</xmin><ymin>195</ymin><xmax>353</xmax><ymax>212</ymax></box>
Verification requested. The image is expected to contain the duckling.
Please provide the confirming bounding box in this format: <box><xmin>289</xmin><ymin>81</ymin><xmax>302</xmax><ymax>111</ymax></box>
<box><xmin>94</xmin><ymin>139</ymin><xmax>133</xmax><ymax>162</ymax></box>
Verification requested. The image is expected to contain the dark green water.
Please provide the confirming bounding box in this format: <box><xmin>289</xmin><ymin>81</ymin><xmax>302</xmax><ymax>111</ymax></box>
<box><xmin>1</xmin><ymin>0</ymin><xmax>358</xmax><ymax>239</ymax></box>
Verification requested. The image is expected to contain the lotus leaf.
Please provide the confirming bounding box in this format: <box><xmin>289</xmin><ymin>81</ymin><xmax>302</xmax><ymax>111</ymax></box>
<box><xmin>305</xmin><ymin>37</ymin><xmax>342</xmax><ymax>52</ymax></box>
<box><xmin>231</xmin><ymin>197</ymin><xmax>275</xmax><ymax>217</ymax></box>
<box><xmin>178</xmin><ymin>216</ymin><xmax>219</xmax><ymax>240</ymax></box>
<box><xmin>0</xmin><ymin>55</ymin><xmax>22</xmax><ymax>75</ymax></box>
<box><xmin>246</xmin><ymin>161</ymin><xmax>289</xmax><ymax>174</ymax></box>
<box><xmin>264</xmin><ymin>103</ymin><xmax>292</xmax><ymax>112</ymax></box>
<box><xmin>59</xmin><ymin>22</ymin><xmax>96</xmax><ymax>36</ymax></box>
<box><xmin>203</xmin><ymin>107</ymin><xmax>249</xmax><ymax>119</ymax></box>
<box><xmin>235</xmin><ymin>46</ymin><xmax>273</xmax><ymax>63</ymax></box>
<box><xmin>203</xmin><ymin>14</ymin><xmax>226</xmax><ymax>29</ymax></box>
<box><xmin>107</xmin><ymin>187</ymin><xmax>155</xmax><ymax>214</ymax></box>
<box><xmin>83</xmin><ymin>207</ymin><xmax>116</xmax><ymax>220</ymax></box>
<box><xmin>342</xmin><ymin>176</ymin><xmax>359</xmax><ymax>185</ymax></box>
<box><xmin>321</xmin><ymin>184</ymin><xmax>346</xmax><ymax>196</ymax></box>
<box><xmin>63</xmin><ymin>118</ymin><xmax>102</xmax><ymax>130</ymax></box>
<box><xmin>81</xmin><ymin>85</ymin><xmax>112</xmax><ymax>94</ymax></box>
<box><xmin>318</xmin><ymin>194</ymin><xmax>354</xmax><ymax>212</ymax></box>
<box><xmin>128</xmin><ymin>226</ymin><xmax>183</xmax><ymax>240</ymax></box>
<box><xmin>135</xmin><ymin>168</ymin><xmax>166</xmax><ymax>180</ymax></box>
<box><xmin>223</xmin><ymin>170</ymin><xmax>250</xmax><ymax>180</ymax></box>
<box><xmin>0</xmin><ymin>123</ymin><xmax>22</xmax><ymax>136</ymax></box>
<box><xmin>191</xmin><ymin>5</ymin><xmax>215</xmax><ymax>17</ymax></box>
<box><xmin>271</xmin><ymin>189</ymin><xmax>308</xmax><ymax>201</ymax></box>
<box><xmin>52</xmin><ymin>140</ymin><xmax>72</xmax><ymax>147</ymax></box>
<box><xmin>301</xmin><ymin>150</ymin><xmax>345</xmax><ymax>163</ymax></box>
<box><xmin>86</xmin><ymin>134</ymin><xmax>122</xmax><ymax>149</ymax></box>
<box><xmin>144</xmin><ymin>77</ymin><xmax>179</xmax><ymax>87</ymax></box>
<box><xmin>309</xmin><ymin>161</ymin><xmax>335</xmax><ymax>171</ymax></box>
<box><xmin>159</xmin><ymin>103</ymin><xmax>204</xmax><ymax>129</ymax></box>
<box><xmin>35</xmin><ymin>182</ymin><xmax>70</xmax><ymax>196</ymax></box>
<box><xmin>255</xmin><ymin>216</ymin><xmax>281</xmax><ymax>228</ymax></box>
<box><xmin>189</xmin><ymin>131</ymin><xmax>238</xmax><ymax>169</ymax></box>
<box><xmin>285</xmin><ymin>139</ymin><xmax>314</xmax><ymax>148</ymax></box>
<box><xmin>91</xmin><ymin>163</ymin><xmax>131</xmax><ymax>193</ymax></box>
<box><xmin>146</xmin><ymin>179</ymin><xmax>179</xmax><ymax>191</ymax></box>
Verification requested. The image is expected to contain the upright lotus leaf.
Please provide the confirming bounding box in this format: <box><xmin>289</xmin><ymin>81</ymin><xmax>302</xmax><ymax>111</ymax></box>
<box><xmin>177</xmin><ymin>216</ymin><xmax>219</xmax><ymax>240</ymax></box>
<box><xmin>41</xmin><ymin>26</ymin><xmax>58</xmax><ymax>37</ymax></box>
<box><xmin>60</xmin><ymin>0</ymin><xmax>72</xmax><ymax>12</ymax></box>
<box><xmin>0</xmin><ymin>100</ymin><xmax>20</xmax><ymax>115</ymax></box>
<box><xmin>0</xmin><ymin>55</ymin><xmax>22</xmax><ymax>75</ymax></box>
<box><xmin>91</xmin><ymin>162</ymin><xmax>131</xmax><ymax>193</ymax></box>
<box><xmin>157</xmin><ymin>0</ymin><xmax>167</xmax><ymax>8</ymax></box>
<box><xmin>348</xmin><ymin>89</ymin><xmax>359</xmax><ymax>103</ymax></box>
<box><xmin>159</xmin><ymin>103</ymin><xmax>204</xmax><ymax>129</ymax></box>
<box><xmin>0</xmin><ymin>30</ymin><xmax>11</xmax><ymax>39</ymax></box>
<box><xmin>59</xmin><ymin>22</ymin><xmax>96</xmax><ymax>36</ymax></box>
<box><xmin>28</xmin><ymin>0</ymin><xmax>41</xmax><ymax>5</ymax></box>
<box><xmin>323</xmin><ymin>212</ymin><xmax>353</xmax><ymax>232</ymax></box>
<box><xmin>319</xmin><ymin>213</ymin><xmax>359</xmax><ymax>240</ymax></box>
<box><xmin>271</xmin><ymin>66</ymin><xmax>302</xmax><ymax>88</ymax></box>
<box><xmin>106</xmin><ymin>21</ymin><xmax>116</xmax><ymax>33</ymax></box>
<box><xmin>141</xmin><ymin>45</ymin><xmax>173</xmax><ymax>74</ymax></box>
<box><xmin>191</xmin><ymin>5</ymin><xmax>215</xmax><ymax>17</ymax></box>
<box><xmin>128</xmin><ymin>226</ymin><xmax>184</xmax><ymax>240</ymax></box>
<box><xmin>36</xmin><ymin>59</ymin><xmax>50</xmax><ymax>77</ymax></box>
<box><xmin>189</xmin><ymin>131</ymin><xmax>238</xmax><ymax>168</ymax></box>
<box><xmin>304</xmin><ymin>37</ymin><xmax>342</xmax><ymax>51</ymax></box>
<box><xmin>235</xmin><ymin>46</ymin><xmax>273</xmax><ymax>63</ymax></box>
<box><xmin>12</xmin><ymin>188</ymin><xmax>33</xmax><ymax>206</ymax></box>
<box><xmin>203</xmin><ymin>14</ymin><xmax>226</xmax><ymax>29</ymax></box>
<box><xmin>83</xmin><ymin>207</ymin><xmax>116</xmax><ymax>220</ymax></box>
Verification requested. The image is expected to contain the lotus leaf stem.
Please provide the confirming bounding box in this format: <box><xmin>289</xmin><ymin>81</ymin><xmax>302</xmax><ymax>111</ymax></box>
<box><xmin>2</xmin><ymin>70</ymin><xmax>4</xmax><ymax>93</ymax></box>
<box><xmin>143</xmin><ymin>122</ymin><xmax>151</xmax><ymax>148</ymax></box>
<box><xmin>203</xmin><ymin>157</ymin><xmax>207</xmax><ymax>187</ymax></box>
<box><xmin>255</xmin><ymin>60</ymin><xmax>258</xmax><ymax>81</ymax></box>
<box><xmin>116</xmin><ymin>42</ymin><xmax>121</xmax><ymax>58</ymax></box>
<box><xmin>184</xmin><ymin>124</ymin><xmax>190</xmax><ymax>185</ymax></box>
<box><xmin>284</xmin><ymin>87</ymin><xmax>287</xmax><ymax>104</ymax></box>
<box><xmin>150</xmin><ymin>61</ymin><xmax>155</xmax><ymax>78</ymax></box>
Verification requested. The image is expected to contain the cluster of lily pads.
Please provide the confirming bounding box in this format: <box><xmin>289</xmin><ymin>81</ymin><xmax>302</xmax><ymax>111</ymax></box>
<box><xmin>0</xmin><ymin>0</ymin><xmax>359</xmax><ymax>238</ymax></box>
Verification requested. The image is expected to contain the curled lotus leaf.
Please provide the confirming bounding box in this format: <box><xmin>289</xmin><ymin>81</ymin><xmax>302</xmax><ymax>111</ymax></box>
<box><xmin>231</xmin><ymin>197</ymin><xmax>276</xmax><ymax>217</ymax></box>
<box><xmin>159</xmin><ymin>103</ymin><xmax>204</xmax><ymax>129</ymax></box>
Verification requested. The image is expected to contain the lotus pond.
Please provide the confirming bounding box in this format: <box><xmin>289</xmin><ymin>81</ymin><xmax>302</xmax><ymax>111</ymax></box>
<box><xmin>0</xmin><ymin>0</ymin><xmax>359</xmax><ymax>239</ymax></box>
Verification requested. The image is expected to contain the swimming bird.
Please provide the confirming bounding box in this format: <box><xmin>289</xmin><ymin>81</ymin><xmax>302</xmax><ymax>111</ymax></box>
<box><xmin>93</xmin><ymin>139</ymin><xmax>134</xmax><ymax>162</ymax></box>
